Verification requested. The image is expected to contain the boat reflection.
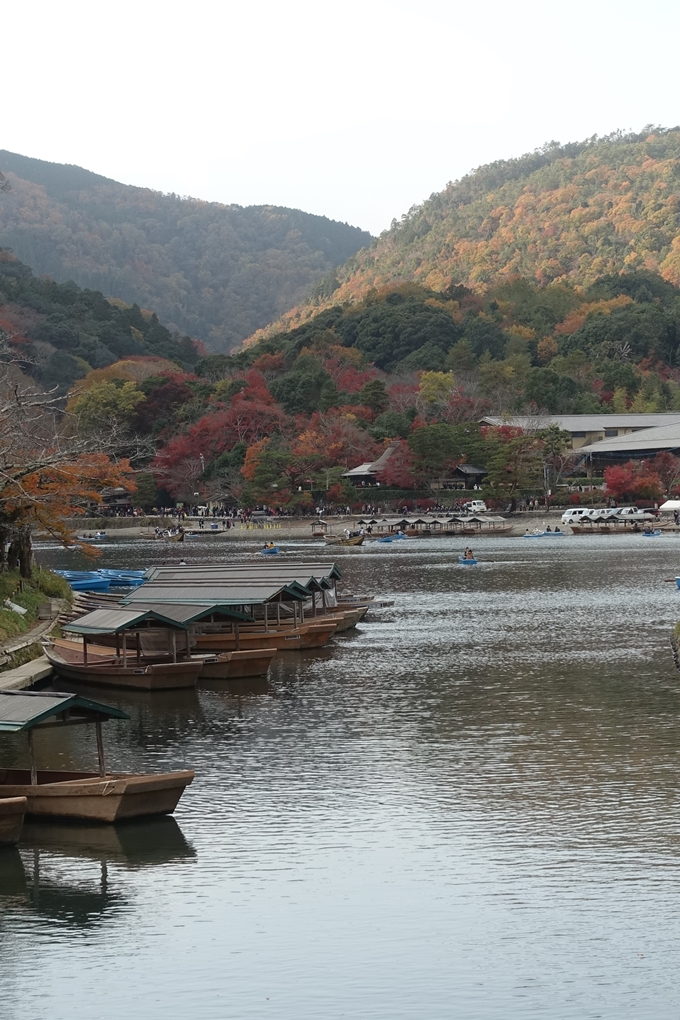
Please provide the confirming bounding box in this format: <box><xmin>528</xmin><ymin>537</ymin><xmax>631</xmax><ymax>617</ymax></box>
<box><xmin>0</xmin><ymin>817</ymin><xmax>195</xmax><ymax>927</ymax></box>
<box><xmin>198</xmin><ymin>676</ymin><xmax>272</xmax><ymax>697</ymax></box>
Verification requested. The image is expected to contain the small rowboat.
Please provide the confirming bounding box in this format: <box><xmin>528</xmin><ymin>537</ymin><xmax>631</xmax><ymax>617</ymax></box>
<box><xmin>0</xmin><ymin>796</ymin><xmax>26</xmax><ymax>845</ymax></box>
<box><xmin>377</xmin><ymin>536</ymin><xmax>393</xmax><ymax>543</ymax></box>
<box><xmin>392</xmin><ymin>532</ymin><xmax>407</xmax><ymax>539</ymax></box>
<box><xmin>523</xmin><ymin>530</ymin><xmax>565</xmax><ymax>538</ymax></box>
<box><xmin>325</xmin><ymin>534</ymin><xmax>364</xmax><ymax>546</ymax></box>
<box><xmin>260</xmin><ymin>546</ymin><xmax>279</xmax><ymax>555</ymax></box>
<box><xmin>642</xmin><ymin>529</ymin><xmax>662</xmax><ymax>537</ymax></box>
<box><xmin>459</xmin><ymin>556</ymin><xmax>477</xmax><ymax>565</ymax></box>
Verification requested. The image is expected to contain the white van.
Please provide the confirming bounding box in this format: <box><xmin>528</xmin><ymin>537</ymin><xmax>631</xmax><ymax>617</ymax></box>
<box><xmin>464</xmin><ymin>500</ymin><xmax>487</xmax><ymax>513</ymax></box>
<box><xmin>561</xmin><ymin>507</ymin><xmax>596</xmax><ymax>524</ymax></box>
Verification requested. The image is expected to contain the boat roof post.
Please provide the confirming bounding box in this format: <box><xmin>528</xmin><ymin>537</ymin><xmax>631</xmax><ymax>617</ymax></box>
<box><xmin>27</xmin><ymin>728</ymin><xmax>37</xmax><ymax>785</ymax></box>
<box><xmin>171</xmin><ymin>630</ymin><xmax>177</xmax><ymax>663</ymax></box>
<box><xmin>235</xmin><ymin>622</ymin><xmax>240</xmax><ymax>650</ymax></box>
<box><xmin>95</xmin><ymin>720</ymin><xmax>106</xmax><ymax>778</ymax></box>
<box><xmin>83</xmin><ymin>635</ymin><xmax>88</xmax><ymax>665</ymax></box>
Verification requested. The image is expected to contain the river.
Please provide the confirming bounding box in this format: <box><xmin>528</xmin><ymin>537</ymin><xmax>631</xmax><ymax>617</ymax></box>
<box><xmin>2</xmin><ymin>532</ymin><xmax>680</xmax><ymax>1019</ymax></box>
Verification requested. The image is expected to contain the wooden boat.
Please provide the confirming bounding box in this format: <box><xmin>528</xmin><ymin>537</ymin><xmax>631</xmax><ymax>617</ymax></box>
<box><xmin>324</xmin><ymin>534</ymin><xmax>364</xmax><ymax>546</ymax></box>
<box><xmin>194</xmin><ymin>629</ymin><xmax>302</xmax><ymax>653</ymax></box>
<box><xmin>0</xmin><ymin>796</ymin><xmax>26</xmax><ymax>845</ymax></box>
<box><xmin>198</xmin><ymin>648</ymin><xmax>276</xmax><ymax>679</ymax></box>
<box><xmin>0</xmin><ymin>770</ymin><xmax>194</xmax><ymax>823</ymax></box>
<box><xmin>0</xmin><ymin>690</ymin><xmax>194</xmax><ymax>823</ymax></box>
<box><xmin>194</xmin><ymin>618</ymin><xmax>337</xmax><ymax>652</ymax></box>
<box><xmin>44</xmin><ymin>643</ymin><xmax>202</xmax><ymax>690</ymax></box>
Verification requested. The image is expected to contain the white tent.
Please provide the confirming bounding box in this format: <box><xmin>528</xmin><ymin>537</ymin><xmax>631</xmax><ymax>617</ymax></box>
<box><xmin>659</xmin><ymin>500</ymin><xmax>680</xmax><ymax>512</ymax></box>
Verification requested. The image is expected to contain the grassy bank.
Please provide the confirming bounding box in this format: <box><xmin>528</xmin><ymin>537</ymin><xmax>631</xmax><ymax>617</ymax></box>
<box><xmin>0</xmin><ymin>568</ymin><xmax>72</xmax><ymax>645</ymax></box>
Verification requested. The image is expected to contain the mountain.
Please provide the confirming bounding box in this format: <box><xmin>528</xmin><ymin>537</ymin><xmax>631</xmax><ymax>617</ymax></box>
<box><xmin>0</xmin><ymin>150</ymin><xmax>372</xmax><ymax>352</ymax></box>
<box><xmin>248</xmin><ymin>128</ymin><xmax>680</xmax><ymax>342</ymax></box>
<box><xmin>0</xmin><ymin>249</ymin><xmax>199</xmax><ymax>393</ymax></box>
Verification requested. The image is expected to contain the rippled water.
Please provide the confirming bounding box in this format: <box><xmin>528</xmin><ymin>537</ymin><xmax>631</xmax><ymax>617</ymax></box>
<box><xmin>3</xmin><ymin>533</ymin><xmax>680</xmax><ymax>1019</ymax></box>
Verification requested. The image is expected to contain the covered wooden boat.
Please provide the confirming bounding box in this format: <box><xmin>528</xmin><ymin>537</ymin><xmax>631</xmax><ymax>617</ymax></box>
<box><xmin>43</xmin><ymin>643</ymin><xmax>202</xmax><ymax>690</ymax></box>
<box><xmin>0</xmin><ymin>796</ymin><xmax>26</xmax><ymax>845</ymax></box>
<box><xmin>0</xmin><ymin>691</ymin><xmax>194</xmax><ymax>823</ymax></box>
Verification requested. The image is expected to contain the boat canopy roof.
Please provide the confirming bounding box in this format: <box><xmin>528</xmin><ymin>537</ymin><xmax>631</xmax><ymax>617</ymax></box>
<box><xmin>121</xmin><ymin>602</ymin><xmax>255</xmax><ymax>625</ymax></box>
<box><xmin>142</xmin><ymin>562</ymin><xmax>342</xmax><ymax>583</ymax></box>
<box><xmin>0</xmin><ymin>690</ymin><xmax>129</xmax><ymax>732</ymax></box>
<box><xmin>123</xmin><ymin>581</ymin><xmax>308</xmax><ymax>606</ymax></box>
<box><xmin>63</xmin><ymin>607</ymin><xmax>194</xmax><ymax>635</ymax></box>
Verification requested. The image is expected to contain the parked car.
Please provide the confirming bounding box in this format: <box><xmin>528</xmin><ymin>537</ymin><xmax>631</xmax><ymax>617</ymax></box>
<box><xmin>463</xmin><ymin>500</ymin><xmax>487</xmax><ymax>513</ymax></box>
<box><xmin>561</xmin><ymin>507</ymin><xmax>596</xmax><ymax>525</ymax></box>
<box><xmin>614</xmin><ymin>506</ymin><xmax>649</xmax><ymax>518</ymax></box>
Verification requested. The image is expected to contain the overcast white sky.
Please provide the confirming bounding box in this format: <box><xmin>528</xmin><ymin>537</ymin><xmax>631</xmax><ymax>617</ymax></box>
<box><xmin>3</xmin><ymin>0</ymin><xmax>680</xmax><ymax>235</ymax></box>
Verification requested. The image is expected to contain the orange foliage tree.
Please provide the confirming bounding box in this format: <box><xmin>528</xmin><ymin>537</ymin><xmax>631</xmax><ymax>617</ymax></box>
<box><xmin>0</xmin><ymin>355</ymin><xmax>134</xmax><ymax>575</ymax></box>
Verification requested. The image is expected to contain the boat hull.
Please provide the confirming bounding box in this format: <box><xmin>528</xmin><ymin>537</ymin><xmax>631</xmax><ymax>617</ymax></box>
<box><xmin>44</xmin><ymin>647</ymin><xmax>201</xmax><ymax>690</ymax></box>
<box><xmin>199</xmin><ymin>648</ymin><xmax>276</xmax><ymax>679</ymax></box>
<box><xmin>0</xmin><ymin>796</ymin><xmax>26</xmax><ymax>845</ymax></box>
<box><xmin>324</xmin><ymin>535</ymin><xmax>364</xmax><ymax>546</ymax></box>
<box><xmin>195</xmin><ymin>630</ymin><xmax>303</xmax><ymax>653</ymax></box>
<box><xmin>0</xmin><ymin>770</ymin><xmax>194</xmax><ymax>823</ymax></box>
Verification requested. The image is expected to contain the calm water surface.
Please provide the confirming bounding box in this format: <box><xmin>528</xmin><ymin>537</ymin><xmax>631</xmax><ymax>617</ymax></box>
<box><xmin>3</xmin><ymin>533</ymin><xmax>680</xmax><ymax>1019</ymax></box>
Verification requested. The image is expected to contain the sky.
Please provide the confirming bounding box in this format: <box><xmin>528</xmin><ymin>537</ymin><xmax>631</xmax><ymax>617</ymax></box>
<box><xmin>3</xmin><ymin>0</ymin><xmax>680</xmax><ymax>235</ymax></box>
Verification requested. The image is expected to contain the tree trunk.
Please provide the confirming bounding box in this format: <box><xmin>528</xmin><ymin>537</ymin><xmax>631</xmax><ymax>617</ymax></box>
<box><xmin>7</xmin><ymin>528</ymin><xmax>32</xmax><ymax>578</ymax></box>
<box><xmin>18</xmin><ymin>528</ymin><xmax>32</xmax><ymax>579</ymax></box>
<box><xmin>7</xmin><ymin>540</ymin><xmax>18</xmax><ymax>571</ymax></box>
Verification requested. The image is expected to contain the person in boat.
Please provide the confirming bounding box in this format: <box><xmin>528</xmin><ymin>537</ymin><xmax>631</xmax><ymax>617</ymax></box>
<box><xmin>554</xmin><ymin>527</ymin><xmax>561</xmax><ymax>533</ymax></box>
<box><xmin>545</xmin><ymin>525</ymin><xmax>552</xmax><ymax>532</ymax></box>
<box><xmin>464</xmin><ymin>547</ymin><xmax>474</xmax><ymax>559</ymax></box>
<box><xmin>179</xmin><ymin>559</ymin><xmax>187</xmax><ymax>565</ymax></box>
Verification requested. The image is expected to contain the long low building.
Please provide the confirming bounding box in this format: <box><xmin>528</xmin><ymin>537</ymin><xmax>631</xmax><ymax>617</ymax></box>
<box><xmin>481</xmin><ymin>414</ymin><xmax>680</xmax><ymax>450</ymax></box>
<box><xmin>577</xmin><ymin>421</ymin><xmax>680</xmax><ymax>465</ymax></box>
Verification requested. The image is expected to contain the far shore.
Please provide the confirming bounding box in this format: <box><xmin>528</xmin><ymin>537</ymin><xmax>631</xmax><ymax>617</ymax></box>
<box><xmin>33</xmin><ymin>508</ymin><xmax>680</xmax><ymax>543</ymax></box>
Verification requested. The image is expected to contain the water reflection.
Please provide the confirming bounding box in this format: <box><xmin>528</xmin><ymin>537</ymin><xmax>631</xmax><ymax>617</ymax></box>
<box><xmin>0</xmin><ymin>818</ymin><xmax>194</xmax><ymax>928</ymax></box>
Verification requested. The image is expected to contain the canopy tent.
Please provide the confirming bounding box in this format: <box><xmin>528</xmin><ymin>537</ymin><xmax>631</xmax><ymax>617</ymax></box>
<box><xmin>659</xmin><ymin>500</ymin><xmax>680</xmax><ymax>512</ymax></box>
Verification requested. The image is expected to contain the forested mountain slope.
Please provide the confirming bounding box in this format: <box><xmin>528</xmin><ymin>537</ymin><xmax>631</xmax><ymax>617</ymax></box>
<box><xmin>0</xmin><ymin>249</ymin><xmax>199</xmax><ymax>393</ymax></box>
<box><xmin>0</xmin><ymin>150</ymin><xmax>372</xmax><ymax>351</ymax></box>
<box><xmin>250</xmin><ymin>128</ymin><xmax>680</xmax><ymax>341</ymax></box>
